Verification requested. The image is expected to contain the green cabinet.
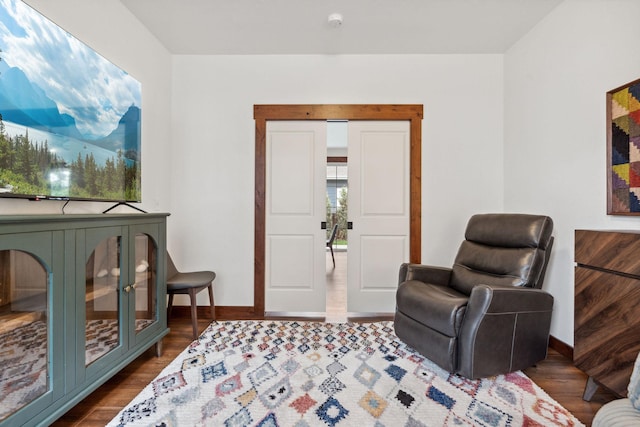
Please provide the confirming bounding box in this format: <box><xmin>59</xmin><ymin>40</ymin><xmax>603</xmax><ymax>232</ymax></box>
<box><xmin>0</xmin><ymin>214</ymin><xmax>169</xmax><ymax>426</ymax></box>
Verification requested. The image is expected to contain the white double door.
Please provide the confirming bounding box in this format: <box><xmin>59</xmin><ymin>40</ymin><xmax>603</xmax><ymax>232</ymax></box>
<box><xmin>265</xmin><ymin>120</ymin><xmax>410</xmax><ymax>314</ymax></box>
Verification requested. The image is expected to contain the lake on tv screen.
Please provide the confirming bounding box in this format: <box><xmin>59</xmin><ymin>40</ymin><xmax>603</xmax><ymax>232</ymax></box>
<box><xmin>4</xmin><ymin>121</ymin><xmax>127</xmax><ymax>167</ymax></box>
<box><xmin>0</xmin><ymin>119</ymin><xmax>140</xmax><ymax>200</ymax></box>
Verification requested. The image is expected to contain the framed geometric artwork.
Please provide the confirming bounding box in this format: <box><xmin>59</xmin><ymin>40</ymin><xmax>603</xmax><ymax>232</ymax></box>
<box><xmin>607</xmin><ymin>77</ymin><xmax>640</xmax><ymax>215</ymax></box>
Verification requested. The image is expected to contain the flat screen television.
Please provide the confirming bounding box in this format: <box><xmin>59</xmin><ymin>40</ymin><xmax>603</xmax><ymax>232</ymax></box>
<box><xmin>0</xmin><ymin>0</ymin><xmax>142</xmax><ymax>203</ymax></box>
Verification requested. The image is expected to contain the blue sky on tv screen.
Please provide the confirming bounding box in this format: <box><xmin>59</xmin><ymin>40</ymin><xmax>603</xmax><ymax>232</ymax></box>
<box><xmin>0</xmin><ymin>0</ymin><xmax>141</xmax><ymax>139</ymax></box>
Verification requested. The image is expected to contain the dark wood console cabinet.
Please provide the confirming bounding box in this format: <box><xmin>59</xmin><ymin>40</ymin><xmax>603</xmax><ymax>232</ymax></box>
<box><xmin>574</xmin><ymin>229</ymin><xmax>640</xmax><ymax>400</ymax></box>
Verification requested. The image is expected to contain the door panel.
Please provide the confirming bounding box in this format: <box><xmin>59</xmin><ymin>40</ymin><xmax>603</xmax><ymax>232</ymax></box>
<box><xmin>360</xmin><ymin>236</ymin><xmax>407</xmax><ymax>289</ymax></box>
<box><xmin>268</xmin><ymin>236</ymin><xmax>314</xmax><ymax>288</ymax></box>
<box><xmin>360</xmin><ymin>132</ymin><xmax>407</xmax><ymax>215</ymax></box>
<box><xmin>265</xmin><ymin>121</ymin><xmax>327</xmax><ymax>312</ymax></box>
<box><xmin>348</xmin><ymin>121</ymin><xmax>410</xmax><ymax>313</ymax></box>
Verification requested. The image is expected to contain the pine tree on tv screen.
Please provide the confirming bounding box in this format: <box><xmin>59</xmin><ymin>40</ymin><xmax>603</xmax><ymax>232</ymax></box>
<box><xmin>0</xmin><ymin>0</ymin><xmax>142</xmax><ymax>202</ymax></box>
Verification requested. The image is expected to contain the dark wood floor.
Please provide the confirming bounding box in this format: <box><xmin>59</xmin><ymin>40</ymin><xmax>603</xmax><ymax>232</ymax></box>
<box><xmin>53</xmin><ymin>252</ymin><xmax>617</xmax><ymax>426</ymax></box>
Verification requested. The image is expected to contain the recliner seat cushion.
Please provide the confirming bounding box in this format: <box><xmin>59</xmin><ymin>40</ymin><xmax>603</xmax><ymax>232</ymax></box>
<box><xmin>396</xmin><ymin>280</ymin><xmax>468</xmax><ymax>337</ymax></box>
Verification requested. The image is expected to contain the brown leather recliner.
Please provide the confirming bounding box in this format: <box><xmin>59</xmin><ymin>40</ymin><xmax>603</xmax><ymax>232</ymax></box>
<box><xmin>394</xmin><ymin>213</ymin><xmax>554</xmax><ymax>379</ymax></box>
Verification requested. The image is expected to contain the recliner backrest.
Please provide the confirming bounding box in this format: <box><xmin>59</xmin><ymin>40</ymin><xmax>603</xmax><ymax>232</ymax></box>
<box><xmin>449</xmin><ymin>213</ymin><xmax>553</xmax><ymax>295</ymax></box>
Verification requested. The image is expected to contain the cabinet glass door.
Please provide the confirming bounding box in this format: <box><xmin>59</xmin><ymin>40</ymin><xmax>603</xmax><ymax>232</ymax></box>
<box><xmin>133</xmin><ymin>233</ymin><xmax>157</xmax><ymax>334</ymax></box>
<box><xmin>0</xmin><ymin>250</ymin><xmax>49</xmax><ymax>421</ymax></box>
<box><xmin>85</xmin><ymin>236</ymin><xmax>121</xmax><ymax>366</ymax></box>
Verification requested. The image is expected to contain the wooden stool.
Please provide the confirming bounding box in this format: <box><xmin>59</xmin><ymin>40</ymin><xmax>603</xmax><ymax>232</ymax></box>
<box><xmin>166</xmin><ymin>253</ymin><xmax>216</xmax><ymax>339</ymax></box>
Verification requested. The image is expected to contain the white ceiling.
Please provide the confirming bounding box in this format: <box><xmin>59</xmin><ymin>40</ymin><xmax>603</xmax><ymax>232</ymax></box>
<box><xmin>120</xmin><ymin>0</ymin><xmax>563</xmax><ymax>55</ymax></box>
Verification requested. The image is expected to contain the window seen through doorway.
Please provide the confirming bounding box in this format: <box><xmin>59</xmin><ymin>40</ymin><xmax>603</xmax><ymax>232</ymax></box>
<box><xmin>326</xmin><ymin>164</ymin><xmax>347</xmax><ymax>247</ymax></box>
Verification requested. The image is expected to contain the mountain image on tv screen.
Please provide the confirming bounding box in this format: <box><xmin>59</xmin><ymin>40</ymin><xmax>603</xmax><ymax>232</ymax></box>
<box><xmin>0</xmin><ymin>0</ymin><xmax>142</xmax><ymax>202</ymax></box>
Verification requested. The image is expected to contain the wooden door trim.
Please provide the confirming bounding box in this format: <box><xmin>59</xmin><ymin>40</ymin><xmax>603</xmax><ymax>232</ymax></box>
<box><xmin>327</xmin><ymin>156</ymin><xmax>347</xmax><ymax>163</ymax></box>
<box><xmin>253</xmin><ymin>104</ymin><xmax>423</xmax><ymax>317</ymax></box>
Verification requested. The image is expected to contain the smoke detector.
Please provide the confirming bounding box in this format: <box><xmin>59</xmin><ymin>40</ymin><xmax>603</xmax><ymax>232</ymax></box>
<box><xmin>328</xmin><ymin>13</ymin><xmax>343</xmax><ymax>28</ymax></box>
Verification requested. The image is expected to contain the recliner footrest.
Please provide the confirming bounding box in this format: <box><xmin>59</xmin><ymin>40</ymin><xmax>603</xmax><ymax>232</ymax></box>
<box><xmin>396</xmin><ymin>280</ymin><xmax>468</xmax><ymax>337</ymax></box>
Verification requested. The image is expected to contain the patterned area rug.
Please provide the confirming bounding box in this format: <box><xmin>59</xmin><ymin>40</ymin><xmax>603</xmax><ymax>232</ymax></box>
<box><xmin>86</xmin><ymin>318</ymin><xmax>155</xmax><ymax>365</ymax></box>
<box><xmin>108</xmin><ymin>320</ymin><xmax>584</xmax><ymax>427</ymax></box>
<box><xmin>0</xmin><ymin>319</ymin><xmax>48</xmax><ymax>421</ymax></box>
<box><xmin>0</xmin><ymin>317</ymin><xmax>155</xmax><ymax>421</ymax></box>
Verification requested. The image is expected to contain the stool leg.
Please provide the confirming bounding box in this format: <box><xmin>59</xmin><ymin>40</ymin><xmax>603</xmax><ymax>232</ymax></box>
<box><xmin>208</xmin><ymin>283</ymin><xmax>215</xmax><ymax>320</ymax></box>
<box><xmin>189</xmin><ymin>288</ymin><xmax>198</xmax><ymax>339</ymax></box>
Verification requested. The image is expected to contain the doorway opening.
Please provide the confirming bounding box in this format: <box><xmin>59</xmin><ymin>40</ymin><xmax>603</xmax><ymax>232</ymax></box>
<box><xmin>326</xmin><ymin>120</ymin><xmax>348</xmax><ymax>321</ymax></box>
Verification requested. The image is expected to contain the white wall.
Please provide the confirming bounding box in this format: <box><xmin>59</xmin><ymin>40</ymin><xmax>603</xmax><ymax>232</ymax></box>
<box><xmin>1</xmin><ymin>0</ymin><xmax>173</xmax><ymax>215</ymax></box>
<box><xmin>504</xmin><ymin>0</ymin><xmax>640</xmax><ymax>345</ymax></box>
<box><xmin>170</xmin><ymin>54</ymin><xmax>505</xmax><ymax>306</ymax></box>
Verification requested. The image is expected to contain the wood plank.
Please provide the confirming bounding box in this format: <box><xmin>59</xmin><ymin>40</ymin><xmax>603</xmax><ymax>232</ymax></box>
<box><xmin>254</xmin><ymin>104</ymin><xmax>423</xmax><ymax>121</ymax></box>
<box><xmin>575</xmin><ymin>229</ymin><xmax>640</xmax><ymax>275</ymax></box>
<box><xmin>524</xmin><ymin>349</ymin><xmax>617</xmax><ymax>424</ymax></box>
<box><xmin>409</xmin><ymin>116</ymin><xmax>421</xmax><ymax>264</ymax></box>
<box><xmin>254</xmin><ymin>117</ymin><xmax>266</xmax><ymax>317</ymax></box>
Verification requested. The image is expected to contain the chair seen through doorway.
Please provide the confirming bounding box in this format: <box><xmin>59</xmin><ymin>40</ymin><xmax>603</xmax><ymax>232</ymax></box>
<box><xmin>166</xmin><ymin>253</ymin><xmax>216</xmax><ymax>339</ymax></box>
<box><xmin>326</xmin><ymin>223</ymin><xmax>339</xmax><ymax>268</ymax></box>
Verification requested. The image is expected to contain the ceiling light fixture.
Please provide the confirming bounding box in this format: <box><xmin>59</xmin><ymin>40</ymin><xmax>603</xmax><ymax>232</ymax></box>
<box><xmin>328</xmin><ymin>13</ymin><xmax>343</xmax><ymax>28</ymax></box>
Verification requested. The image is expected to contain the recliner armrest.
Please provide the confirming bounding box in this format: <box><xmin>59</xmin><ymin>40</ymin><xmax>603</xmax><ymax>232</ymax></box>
<box><xmin>399</xmin><ymin>263</ymin><xmax>452</xmax><ymax>286</ymax></box>
<box><xmin>457</xmin><ymin>284</ymin><xmax>554</xmax><ymax>378</ymax></box>
<box><xmin>468</xmin><ymin>284</ymin><xmax>554</xmax><ymax>314</ymax></box>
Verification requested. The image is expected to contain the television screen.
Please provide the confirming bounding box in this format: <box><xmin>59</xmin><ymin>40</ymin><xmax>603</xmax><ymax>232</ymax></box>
<box><xmin>0</xmin><ymin>0</ymin><xmax>141</xmax><ymax>202</ymax></box>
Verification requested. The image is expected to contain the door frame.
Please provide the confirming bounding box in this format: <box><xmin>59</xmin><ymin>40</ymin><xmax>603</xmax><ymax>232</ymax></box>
<box><xmin>253</xmin><ymin>104</ymin><xmax>423</xmax><ymax>317</ymax></box>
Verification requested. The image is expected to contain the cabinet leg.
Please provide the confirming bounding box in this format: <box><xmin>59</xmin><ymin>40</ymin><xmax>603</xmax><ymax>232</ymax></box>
<box><xmin>155</xmin><ymin>339</ymin><xmax>163</xmax><ymax>357</ymax></box>
<box><xmin>582</xmin><ymin>376</ymin><xmax>599</xmax><ymax>401</ymax></box>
